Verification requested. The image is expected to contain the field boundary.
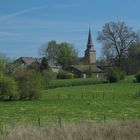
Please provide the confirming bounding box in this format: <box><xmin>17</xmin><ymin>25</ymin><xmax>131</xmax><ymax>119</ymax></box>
<box><xmin>47</xmin><ymin>78</ymin><xmax>106</xmax><ymax>89</ymax></box>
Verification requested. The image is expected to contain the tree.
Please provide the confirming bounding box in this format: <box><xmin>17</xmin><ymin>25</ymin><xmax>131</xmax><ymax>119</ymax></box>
<box><xmin>40</xmin><ymin>41</ymin><xmax>78</xmax><ymax>68</ymax></box>
<box><xmin>15</xmin><ymin>69</ymin><xmax>44</xmax><ymax>100</ymax></box>
<box><xmin>40</xmin><ymin>40</ymin><xmax>58</xmax><ymax>65</ymax></box>
<box><xmin>105</xmin><ymin>67</ymin><xmax>125</xmax><ymax>83</ymax></box>
<box><xmin>135</xmin><ymin>71</ymin><xmax>140</xmax><ymax>82</ymax></box>
<box><xmin>0</xmin><ymin>59</ymin><xmax>4</xmax><ymax>76</ymax></box>
<box><xmin>57</xmin><ymin>42</ymin><xmax>78</xmax><ymax>68</ymax></box>
<box><xmin>0</xmin><ymin>53</ymin><xmax>7</xmax><ymax>76</ymax></box>
<box><xmin>40</xmin><ymin>57</ymin><xmax>50</xmax><ymax>72</ymax></box>
<box><xmin>0</xmin><ymin>76</ymin><xmax>18</xmax><ymax>101</ymax></box>
<box><xmin>97</xmin><ymin>21</ymin><xmax>138</xmax><ymax>67</ymax></box>
<box><xmin>127</xmin><ymin>44</ymin><xmax>140</xmax><ymax>74</ymax></box>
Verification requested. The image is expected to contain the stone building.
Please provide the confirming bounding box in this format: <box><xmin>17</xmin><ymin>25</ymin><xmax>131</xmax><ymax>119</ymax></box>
<box><xmin>84</xmin><ymin>28</ymin><xmax>96</xmax><ymax>64</ymax></box>
<box><xmin>67</xmin><ymin>28</ymin><xmax>103</xmax><ymax>77</ymax></box>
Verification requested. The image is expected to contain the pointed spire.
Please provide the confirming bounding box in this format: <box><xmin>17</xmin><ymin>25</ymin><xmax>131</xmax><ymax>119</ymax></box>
<box><xmin>87</xmin><ymin>27</ymin><xmax>94</xmax><ymax>50</ymax></box>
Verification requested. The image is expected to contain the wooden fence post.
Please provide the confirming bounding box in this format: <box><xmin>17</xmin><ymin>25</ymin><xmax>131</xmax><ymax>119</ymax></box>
<box><xmin>81</xmin><ymin>93</ymin><xmax>84</xmax><ymax>99</ymax></box>
<box><xmin>38</xmin><ymin>117</ymin><xmax>41</xmax><ymax>127</ymax></box>
<box><xmin>102</xmin><ymin>92</ymin><xmax>105</xmax><ymax>100</ymax></box>
<box><xmin>68</xmin><ymin>94</ymin><xmax>70</xmax><ymax>100</ymax></box>
<box><xmin>93</xmin><ymin>94</ymin><xmax>94</xmax><ymax>100</ymax></box>
<box><xmin>103</xmin><ymin>114</ymin><xmax>106</xmax><ymax>123</ymax></box>
<box><xmin>58</xmin><ymin>94</ymin><xmax>60</xmax><ymax>100</ymax></box>
<box><xmin>112</xmin><ymin>93</ymin><xmax>115</xmax><ymax>100</ymax></box>
<box><xmin>122</xmin><ymin>114</ymin><xmax>125</xmax><ymax>121</ymax></box>
<box><xmin>58</xmin><ymin>116</ymin><xmax>62</xmax><ymax>127</ymax></box>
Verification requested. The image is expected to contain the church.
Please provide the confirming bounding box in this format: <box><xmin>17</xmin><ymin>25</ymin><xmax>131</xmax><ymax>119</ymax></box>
<box><xmin>84</xmin><ymin>28</ymin><xmax>96</xmax><ymax>64</ymax></box>
<box><xmin>67</xmin><ymin>28</ymin><xmax>102</xmax><ymax>77</ymax></box>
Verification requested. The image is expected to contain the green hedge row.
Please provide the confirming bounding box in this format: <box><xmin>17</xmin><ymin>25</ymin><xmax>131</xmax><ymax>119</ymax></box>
<box><xmin>47</xmin><ymin>78</ymin><xmax>104</xmax><ymax>89</ymax></box>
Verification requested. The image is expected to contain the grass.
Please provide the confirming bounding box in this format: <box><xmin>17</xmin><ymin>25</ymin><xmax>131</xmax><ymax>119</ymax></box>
<box><xmin>47</xmin><ymin>77</ymin><xmax>104</xmax><ymax>89</ymax></box>
<box><xmin>0</xmin><ymin>81</ymin><xmax>140</xmax><ymax>126</ymax></box>
<box><xmin>0</xmin><ymin>121</ymin><xmax>140</xmax><ymax>140</ymax></box>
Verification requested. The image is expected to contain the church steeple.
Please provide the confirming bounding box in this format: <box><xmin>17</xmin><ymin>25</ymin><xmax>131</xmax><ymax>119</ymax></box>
<box><xmin>85</xmin><ymin>27</ymin><xmax>96</xmax><ymax>64</ymax></box>
<box><xmin>87</xmin><ymin>28</ymin><xmax>94</xmax><ymax>50</ymax></box>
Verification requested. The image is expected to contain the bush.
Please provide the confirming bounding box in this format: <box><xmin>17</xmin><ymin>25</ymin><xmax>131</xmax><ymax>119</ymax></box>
<box><xmin>105</xmin><ymin>67</ymin><xmax>125</xmax><ymax>83</ymax></box>
<box><xmin>57</xmin><ymin>71</ymin><xmax>74</xmax><ymax>79</ymax></box>
<box><xmin>135</xmin><ymin>71</ymin><xmax>140</xmax><ymax>82</ymax></box>
<box><xmin>15</xmin><ymin>69</ymin><xmax>44</xmax><ymax>100</ymax></box>
<box><xmin>0</xmin><ymin>76</ymin><xmax>18</xmax><ymax>100</ymax></box>
<box><xmin>64</xmin><ymin>72</ymin><xmax>74</xmax><ymax>79</ymax></box>
<box><xmin>42</xmin><ymin>70</ymin><xmax>57</xmax><ymax>85</ymax></box>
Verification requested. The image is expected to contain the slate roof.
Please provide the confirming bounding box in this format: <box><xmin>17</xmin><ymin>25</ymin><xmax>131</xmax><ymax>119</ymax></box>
<box><xmin>87</xmin><ymin>28</ymin><xmax>95</xmax><ymax>51</ymax></box>
<box><xmin>16</xmin><ymin>57</ymin><xmax>41</xmax><ymax>66</ymax></box>
<box><xmin>69</xmin><ymin>65</ymin><xmax>102</xmax><ymax>73</ymax></box>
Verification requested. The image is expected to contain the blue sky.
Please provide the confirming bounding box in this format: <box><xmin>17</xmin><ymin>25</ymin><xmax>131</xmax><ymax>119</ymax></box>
<box><xmin>0</xmin><ymin>0</ymin><xmax>140</xmax><ymax>59</ymax></box>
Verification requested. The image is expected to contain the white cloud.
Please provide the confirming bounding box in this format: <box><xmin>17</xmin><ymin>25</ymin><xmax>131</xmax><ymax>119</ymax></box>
<box><xmin>0</xmin><ymin>5</ymin><xmax>48</xmax><ymax>21</ymax></box>
<box><xmin>0</xmin><ymin>31</ymin><xmax>19</xmax><ymax>37</ymax></box>
<box><xmin>0</xmin><ymin>3</ymin><xmax>80</xmax><ymax>21</ymax></box>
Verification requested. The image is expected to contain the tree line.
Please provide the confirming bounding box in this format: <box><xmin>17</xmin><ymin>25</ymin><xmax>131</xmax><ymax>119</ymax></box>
<box><xmin>0</xmin><ymin>21</ymin><xmax>140</xmax><ymax>101</ymax></box>
<box><xmin>41</xmin><ymin>21</ymin><xmax>140</xmax><ymax>75</ymax></box>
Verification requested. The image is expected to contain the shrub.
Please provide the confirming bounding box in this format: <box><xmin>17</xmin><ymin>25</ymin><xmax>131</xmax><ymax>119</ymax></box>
<box><xmin>135</xmin><ymin>71</ymin><xmax>140</xmax><ymax>82</ymax></box>
<box><xmin>42</xmin><ymin>70</ymin><xmax>57</xmax><ymax>85</ymax></box>
<box><xmin>15</xmin><ymin>69</ymin><xmax>44</xmax><ymax>100</ymax></box>
<box><xmin>57</xmin><ymin>71</ymin><xmax>74</xmax><ymax>79</ymax></box>
<box><xmin>0</xmin><ymin>76</ymin><xmax>18</xmax><ymax>100</ymax></box>
<box><xmin>105</xmin><ymin>67</ymin><xmax>125</xmax><ymax>83</ymax></box>
<box><xmin>57</xmin><ymin>71</ymin><xmax>65</xmax><ymax>79</ymax></box>
<box><xmin>64</xmin><ymin>72</ymin><xmax>74</xmax><ymax>79</ymax></box>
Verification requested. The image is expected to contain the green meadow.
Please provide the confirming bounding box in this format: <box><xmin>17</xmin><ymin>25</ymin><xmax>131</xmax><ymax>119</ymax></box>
<box><xmin>0</xmin><ymin>79</ymin><xmax>140</xmax><ymax>126</ymax></box>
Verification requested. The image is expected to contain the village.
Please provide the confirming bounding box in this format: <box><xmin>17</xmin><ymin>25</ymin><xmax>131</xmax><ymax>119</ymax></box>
<box><xmin>0</xmin><ymin>0</ymin><xmax>140</xmax><ymax>140</ymax></box>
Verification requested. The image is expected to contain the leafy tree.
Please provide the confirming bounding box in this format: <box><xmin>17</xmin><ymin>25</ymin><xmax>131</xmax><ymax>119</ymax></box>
<box><xmin>57</xmin><ymin>42</ymin><xmax>78</xmax><ymax>68</ymax></box>
<box><xmin>127</xmin><ymin>44</ymin><xmax>140</xmax><ymax>74</ymax></box>
<box><xmin>0</xmin><ymin>59</ymin><xmax>4</xmax><ymax>76</ymax></box>
<box><xmin>0</xmin><ymin>53</ymin><xmax>6</xmax><ymax>76</ymax></box>
<box><xmin>0</xmin><ymin>76</ymin><xmax>18</xmax><ymax>101</ymax></box>
<box><xmin>15</xmin><ymin>69</ymin><xmax>44</xmax><ymax>100</ymax></box>
<box><xmin>97</xmin><ymin>21</ymin><xmax>138</xmax><ymax>67</ymax></box>
<box><xmin>135</xmin><ymin>71</ymin><xmax>140</xmax><ymax>82</ymax></box>
<box><xmin>40</xmin><ymin>41</ymin><xmax>78</xmax><ymax>69</ymax></box>
<box><xmin>105</xmin><ymin>67</ymin><xmax>125</xmax><ymax>83</ymax></box>
<box><xmin>4</xmin><ymin>62</ymin><xmax>22</xmax><ymax>76</ymax></box>
<box><xmin>40</xmin><ymin>57</ymin><xmax>50</xmax><ymax>71</ymax></box>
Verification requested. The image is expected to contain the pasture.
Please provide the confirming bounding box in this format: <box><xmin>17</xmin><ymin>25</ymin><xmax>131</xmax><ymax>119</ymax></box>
<box><xmin>0</xmin><ymin>80</ymin><xmax>140</xmax><ymax>126</ymax></box>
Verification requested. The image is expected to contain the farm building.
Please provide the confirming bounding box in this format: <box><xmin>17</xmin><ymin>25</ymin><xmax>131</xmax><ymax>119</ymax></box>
<box><xmin>67</xmin><ymin>64</ymin><xmax>102</xmax><ymax>77</ymax></box>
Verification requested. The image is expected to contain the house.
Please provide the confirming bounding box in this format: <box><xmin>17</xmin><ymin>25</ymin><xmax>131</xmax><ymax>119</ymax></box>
<box><xmin>15</xmin><ymin>57</ymin><xmax>61</xmax><ymax>73</ymax></box>
<box><xmin>67</xmin><ymin>65</ymin><xmax>102</xmax><ymax>78</ymax></box>
<box><xmin>15</xmin><ymin>57</ymin><xmax>41</xmax><ymax>68</ymax></box>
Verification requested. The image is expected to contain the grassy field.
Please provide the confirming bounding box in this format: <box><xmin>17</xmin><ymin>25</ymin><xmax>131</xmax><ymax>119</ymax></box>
<box><xmin>0</xmin><ymin>121</ymin><xmax>140</xmax><ymax>140</ymax></box>
<box><xmin>0</xmin><ymin>80</ymin><xmax>140</xmax><ymax>126</ymax></box>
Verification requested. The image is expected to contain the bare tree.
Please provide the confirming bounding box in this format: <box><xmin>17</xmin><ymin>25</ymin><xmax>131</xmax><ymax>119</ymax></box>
<box><xmin>40</xmin><ymin>40</ymin><xmax>59</xmax><ymax>65</ymax></box>
<box><xmin>97</xmin><ymin>21</ymin><xmax>138</xmax><ymax>67</ymax></box>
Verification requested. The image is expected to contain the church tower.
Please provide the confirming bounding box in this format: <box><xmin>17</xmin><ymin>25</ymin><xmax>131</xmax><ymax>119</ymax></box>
<box><xmin>84</xmin><ymin>28</ymin><xmax>96</xmax><ymax>64</ymax></box>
